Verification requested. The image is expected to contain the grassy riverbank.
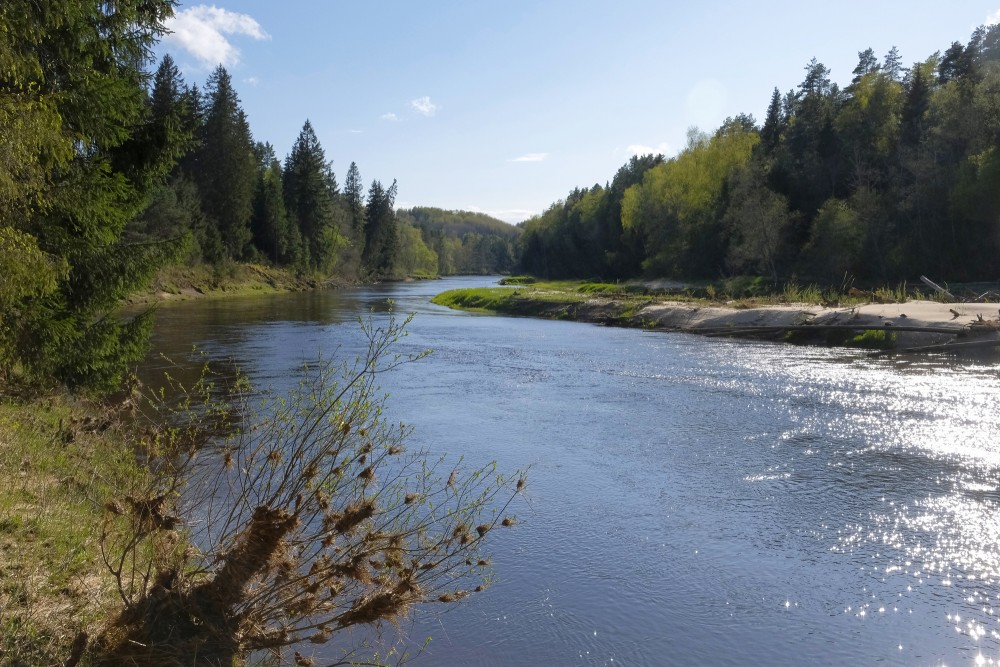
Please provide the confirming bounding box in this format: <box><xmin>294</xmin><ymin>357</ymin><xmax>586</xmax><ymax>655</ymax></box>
<box><xmin>0</xmin><ymin>394</ymin><xmax>149</xmax><ymax>663</ymax></box>
<box><xmin>432</xmin><ymin>280</ymin><xmax>1000</xmax><ymax>353</ymax></box>
<box><xmin>125</xmin><ymin>262</ymin><xmax>335</xmax><ymax>306</ymax></box>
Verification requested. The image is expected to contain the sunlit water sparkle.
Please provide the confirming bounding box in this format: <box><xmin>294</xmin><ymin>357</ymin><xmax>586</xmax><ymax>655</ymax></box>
<box><xmin>141</xmin><ymin>277</ymin><xmax>1000</xmax><ymax>666</ymax></box>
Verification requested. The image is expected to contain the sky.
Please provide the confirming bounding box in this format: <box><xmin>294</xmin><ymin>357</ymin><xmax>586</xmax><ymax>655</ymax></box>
<box><xmin>157</xmin><ymin>1</ymin><xmax>1000</xmax><ymax>224</ymax></box>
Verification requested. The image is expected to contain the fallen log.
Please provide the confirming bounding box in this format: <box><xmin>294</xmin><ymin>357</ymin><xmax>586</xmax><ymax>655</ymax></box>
<box><xmin>920</xmin><ymin>275</ymin><xmax>954</xmax><ymax>300</ymax></box>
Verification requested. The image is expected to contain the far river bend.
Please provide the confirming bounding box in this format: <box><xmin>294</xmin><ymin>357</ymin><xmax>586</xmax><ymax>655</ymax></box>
<box><xmin>139</xmin><ymin>276</ymin><xmax>1000</xmax><ymax>666</ymax></box>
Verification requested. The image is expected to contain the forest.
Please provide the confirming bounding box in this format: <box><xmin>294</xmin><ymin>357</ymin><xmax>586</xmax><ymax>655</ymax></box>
<box><xmin>0</xmin><ymin>11</ymin><xmax>516</xmax><ymax>393</ymax></box>
<box><xmin>517</xmin><ymin>25</ymin><xmax>1000</xmax><ymax>288</ymax></box>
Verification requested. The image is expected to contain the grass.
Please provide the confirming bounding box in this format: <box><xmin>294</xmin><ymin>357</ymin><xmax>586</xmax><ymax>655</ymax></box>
<box><xmin>845</xmin><ymin>329</ymin><xmax>898</xmax><ymax>349</ymax></box>
<box><xmin>0</xmin><ymin>394</ymin><xmax>151</xmax><ymax>664</ymax></box>
<box><xmin>435</xmin><ymin>277</ymin><xmax>939</xmax><ymax>318</ymax></box>
<box><xmin>128</xmin><ymin>261</ymin><xmax>322</xmax><ymax>306</ymax></box>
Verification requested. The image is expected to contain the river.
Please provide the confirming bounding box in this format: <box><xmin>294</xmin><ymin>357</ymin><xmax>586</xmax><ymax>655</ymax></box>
<box><xmin>140</xmin><ymin>276</ymin><xmax>1000</xmax><ymax>666</ymax></box>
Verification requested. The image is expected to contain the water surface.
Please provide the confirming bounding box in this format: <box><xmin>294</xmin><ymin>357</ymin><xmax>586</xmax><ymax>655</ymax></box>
<box><xmin>141</xmin><ymin>277</ymin><xmax>1000</xmax><ymax>666</ymax></box>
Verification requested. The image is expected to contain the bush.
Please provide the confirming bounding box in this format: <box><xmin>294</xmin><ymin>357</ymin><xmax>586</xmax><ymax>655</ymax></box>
<box><xmin>91</xmin><ymin>313</ymin><xmax>523</xmax><ymax>665</ymax></box>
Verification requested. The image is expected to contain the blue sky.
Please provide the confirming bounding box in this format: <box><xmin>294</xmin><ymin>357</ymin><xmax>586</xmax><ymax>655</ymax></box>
<box><xmin>158</xmin><ymin>1</ymin><xmax>1000</xmax><ymax>223</ymax></box>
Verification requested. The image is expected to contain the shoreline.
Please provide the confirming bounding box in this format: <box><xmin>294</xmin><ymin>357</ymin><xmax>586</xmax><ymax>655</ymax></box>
<box><xmin>433</xmin><ymin>288</ymin><xmax>1000</xmax><ymax>353</ymax></box>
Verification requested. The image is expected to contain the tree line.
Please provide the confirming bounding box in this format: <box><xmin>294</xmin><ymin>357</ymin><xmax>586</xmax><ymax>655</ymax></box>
<box><xmin>0</xmin><ymin>4</ymin><xmax>517</xmax><ymax>394</ymax></box>
<box><xmin>518</xmin><ymin>25</ymin><xmax>1000</xmax><ymax>287</ymax></box>
<box><xmin>134</xmin><ymin>56</ymin><xmax>443</xmax><ymax>281</ymax></box>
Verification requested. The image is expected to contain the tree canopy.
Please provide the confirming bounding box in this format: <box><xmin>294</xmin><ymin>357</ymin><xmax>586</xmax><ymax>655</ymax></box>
<box><xmin>518</xmin><ymin>23</ymin><xmax>1000</xmax><ymax>286</ymax></box>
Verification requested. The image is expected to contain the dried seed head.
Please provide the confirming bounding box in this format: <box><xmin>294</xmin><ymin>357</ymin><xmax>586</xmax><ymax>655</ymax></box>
<box><xmin>388</xmin><ymin>445</ymin><xmax>403</xmax><ymax>455</ymax></box>
<box><xmin>358</xmin><ymin>466</ymin><xmax>375</xmax><ymax>485</ymax></box>
<box><xmin>501</xmin><ymin>517</ymin><xmax>515</xmax><ymax>527</ymax></box>
<box><xmin>404</xmin><ymin>492</ymin><xmax>421</xmax><ymax>505</ymax></box>
<box><xmin>516</xmin><ymin>477</ymin><xmax>526</xmax><ymax>492</ymax></box>
<box><xmin>333</xmin><ymin>498</ymin><xmax>377</xmax><ymax>534</ymax></box>
<box><xmin>476</xmin><ymin>524</ymin><xmax>491</xmax><ymax>537</ymax></box>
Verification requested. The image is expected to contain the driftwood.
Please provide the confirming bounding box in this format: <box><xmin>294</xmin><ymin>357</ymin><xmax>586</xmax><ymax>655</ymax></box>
<box><xmin>920</xmin><ymin>275</ymin><xmax>955</xmax><ymax>300</ymax></box>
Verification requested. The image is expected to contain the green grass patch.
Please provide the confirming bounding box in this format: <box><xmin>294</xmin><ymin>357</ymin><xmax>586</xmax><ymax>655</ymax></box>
<box><xmin>845</xmin><ymin>328</ymin><xmax>898</xmax><ymax>349</ymax></box>
<box><xmin>432</xmin><ymin>287</ymin><xmax>519</xmax><ymax>312</ymax></box>
<box><xmin>0</xmin><ymin>395</ymin><xmax>152</xmax><ymax>663</ymax></box>
<box><xmin>498</xmin><ymin>275</ymin><xmax>536</xmax><ymax>285</ymax></box>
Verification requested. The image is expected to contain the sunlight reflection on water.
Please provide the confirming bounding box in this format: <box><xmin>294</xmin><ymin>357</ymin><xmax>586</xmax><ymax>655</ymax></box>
<box><xmin>143</xmin><ymin>279</ymin><xmax>1000</xmax><ymax>666</ymax></box>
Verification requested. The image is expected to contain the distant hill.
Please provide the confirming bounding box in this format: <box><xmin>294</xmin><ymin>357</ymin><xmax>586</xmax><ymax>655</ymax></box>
<box><xmin>397</xmin><ymin>207</ymin><xmax>521</xmax><ymax>275</ymax></box>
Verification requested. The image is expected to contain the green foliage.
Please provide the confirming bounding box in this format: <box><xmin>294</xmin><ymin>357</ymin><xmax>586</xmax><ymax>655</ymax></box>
<box><xmin>398</xmin><ymin>207</ymin><xmax>520</xmax><ymax>276</ymax></box>
<box><xmin>498</xmin><ymin>275</ymin><xmax>537</xmax><ymax>285</ymax></box>
<box><xmin>846</xmin><ymin>328</ymin><xmax>897</xmax><ymax>349</ymax></box>
<box><xmin>520</xmin><ymin>23</ymin><xmax>1000</xmax><ymax>288</ymax></box>
<box><xmin>196</xmin><ymin>66</ymin><xmax>257</xmax><ymax>260</ymax></box>
<box><xmin>0</xmin><ymin>0</ymin><xmax>187</xmax><ymax>394</ymax></box>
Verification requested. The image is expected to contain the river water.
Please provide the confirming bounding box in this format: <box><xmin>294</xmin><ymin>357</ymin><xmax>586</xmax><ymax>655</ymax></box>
<box><xmin>140</xmin><ymin>276</ymin><xmax>1000</xmax><ymax>666</ymax></box>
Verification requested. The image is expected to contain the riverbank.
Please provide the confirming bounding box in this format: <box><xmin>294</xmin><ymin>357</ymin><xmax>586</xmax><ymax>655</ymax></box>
<box><xmin>432</xmin><ymin>286</ymin><xmax>1000</xmax><ymax>353</ymax></box>
<box><xmin>125</xmin><ymin>262</ymin><xmax>329</xmax><ymax>306</ymax></box>
<box><xmin>0</xmin><ymin>393</ymin><xmax>148</xmax><ymax>663</ymax></box>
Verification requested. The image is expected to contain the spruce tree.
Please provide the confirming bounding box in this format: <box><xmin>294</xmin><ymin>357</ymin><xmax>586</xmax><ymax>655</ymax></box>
<box><xmin>283</xmin><ymin>120</ymin><xmax>345</xmax><ymax>273</ymax></box>
<box><xmin>362</xmin><ymin>179</ymin><xmax>399</xmax><ymax>277</ymax></box>
<box><xmin>344</xmin><ymin>161</ymin><xmax>366</xmax><ymax>235</ymax></box>
<box><xmin>196</xmin><ymin>66</ymin><xmax>257</xmax><ymax>260</ymax></box>
<box><xmin>0</xmin><ymin>0</ymin><xmax>186</xmax><ymax>392</ymax></box>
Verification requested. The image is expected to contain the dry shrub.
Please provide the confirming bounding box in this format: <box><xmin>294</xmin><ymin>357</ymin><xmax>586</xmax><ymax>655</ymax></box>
<box><xmin>91</xmin><ymin>313</ymin><xmax>523</xmax><ymax>665</ymax></box>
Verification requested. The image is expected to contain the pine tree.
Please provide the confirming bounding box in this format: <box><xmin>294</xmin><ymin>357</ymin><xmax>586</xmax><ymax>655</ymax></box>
<box><xmin>251</xmin><ymin>157</ymin><xmax>296</xmax><ymax>264</ymax></box>
<box><xmin>344</xmin><ymin>161</ymin><xmax>366</xmax><ymax>235</ymax></box>
<box><xmin>760</xmin><ymin>87</ymin><xmax>784</xmax><ymax>154</ymax></box>
<box><xmin>0</xmin><ymin>0</ymin><xmax>185</xmax><ymax>392</ymax></box>
<box><xmin>283</xmin><ymin>120</ymin><xmax>345</xmax><ymax>272</ymax></box>
<box><xmin>363</xmin><ymin>179</ymin><xmax>399</xmax><ymax>277</ymax></box>
<box><xmin>196</xmin><ymin>66</ymin><xmax>257</xmax><ymax>260</ymax></box>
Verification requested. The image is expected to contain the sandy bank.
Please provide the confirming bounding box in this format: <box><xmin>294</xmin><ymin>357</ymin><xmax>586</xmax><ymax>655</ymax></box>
<box><xmin>599</xmin><ymin>299</ymin><xmax>1000</xmax><ymax>350</ymax></box>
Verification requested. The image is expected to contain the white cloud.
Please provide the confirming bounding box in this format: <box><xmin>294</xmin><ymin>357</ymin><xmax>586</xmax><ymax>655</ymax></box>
<box><xmin>244</xmin><ymin>76</ymin><xmax>259</xmax><ymax>86</ymax></box>
<box><xmin>349</xmin><ymin>129</ymin><xmax>363</xmax><ymax>134</ymax></box>
<box><xmin>509</xmin><ymin>153</ymin><xmax>548</xmax><ymax>163</ymax></box>
<box><xmin>165</xmin><ymin>5</ymin><xmax>270</xmax><ymax>68</ymax></box>
<box><xmin>626</xmin><ymin>142</ymin><xmax>673</xmax><ymax>157</ymax></box>
<box><xmin>466</xmin><ymin>205</ymin><xmax>536</xmax><ymax>223</ymax></box>
<box><xmin>381</xmin><ymin>112</ymin><xmax>399</xmax><ymax>121</ymax></box>
<box><xmin>988</xmin><ymin>9</ymin><xmax>1000</xmax><ymax>24</ymax></box>
<box><xmin>410</xmin><ymin>96</ymin><xmax>439</xmax><ymax>116</ymax></box>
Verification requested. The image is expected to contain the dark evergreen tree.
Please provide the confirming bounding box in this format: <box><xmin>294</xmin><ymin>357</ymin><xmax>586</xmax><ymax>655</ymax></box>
<box><xmin>362</xmin><ymin>179</ymin><xmax>399</xmax><ymax>277</ymax></box>
<box><xmin>344</xmin><ymin>162</ymin><xmax>366</xmax><ymax>235</ymax></box>
<box><xmin>283</xmin><ymin>120</ymin><xmax>344</xmax><ymax>272</ymax></box>
<box><xmin>760</xmin><ymin>87</ymin><xmax>784</xmax><ymax>154</ymax></box>
<box><xmin>0</xmin><ymin>0</ymin><xmax>184</xmax><ymax>392</ymax></box>
<box><xmin>251</xmin><ymin>158</ymin><xmax>297</xmax><ymax>265</ymax></box>
<box><xmin>851</xmin><ymin>48</ymin><xmax>880</xmax><ymax>86</ymax></box>
<box><xmin>901</xmin><ymin>63</ymin><xmax>931</xmax><ymax>146</ymax></box>
<box><xmin>197</xmin><ymin>66</ymin><xmax>257</xmax><ymax>260</ymax></box>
